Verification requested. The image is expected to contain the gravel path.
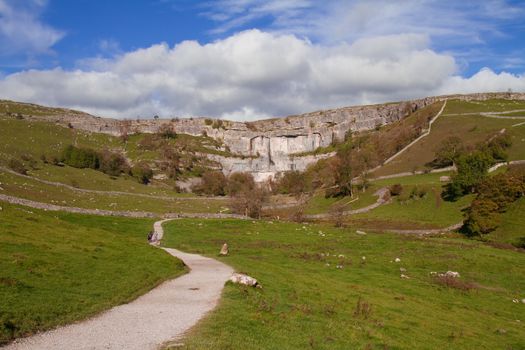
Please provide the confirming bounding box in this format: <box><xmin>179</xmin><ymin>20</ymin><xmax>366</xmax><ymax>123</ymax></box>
<box><xmin>304</xmin><ymin>187</ymin><xmax>391</xmax><ymax>220</ymax></box>
<box><xmin>3</xmin><ymin>219</ymin><xmax>234</xmax><ymax>350</ymax></box>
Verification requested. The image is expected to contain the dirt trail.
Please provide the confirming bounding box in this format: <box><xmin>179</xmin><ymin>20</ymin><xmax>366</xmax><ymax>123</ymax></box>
<box><xmin>3</xmin><ymin>219</ymin><xmax>233</xmax><ymax>350</ymax></box>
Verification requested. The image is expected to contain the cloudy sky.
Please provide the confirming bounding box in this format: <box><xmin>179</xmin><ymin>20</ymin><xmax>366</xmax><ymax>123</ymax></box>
<box><xmin>0</xmin><ymin>0</ymin><xmax>524</xmax><ymax>120</ymax></box>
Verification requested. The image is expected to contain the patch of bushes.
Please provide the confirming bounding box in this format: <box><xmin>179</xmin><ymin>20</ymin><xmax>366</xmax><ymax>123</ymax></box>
<box><xmin>62</xmin><ymin>145</ymin><xmax>99</xmax><ymax>169</ymax></box>
<box><xmin>61</xmin><ymin>145</ymin><xmax>129</xmax><ymax>177</ymax></box>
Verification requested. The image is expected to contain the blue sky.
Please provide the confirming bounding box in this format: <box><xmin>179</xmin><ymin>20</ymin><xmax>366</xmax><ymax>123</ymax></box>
<box><xmin>0</xmin><ymin>0</ymin><xmax>524</xmax><ymax>119</ymax></box>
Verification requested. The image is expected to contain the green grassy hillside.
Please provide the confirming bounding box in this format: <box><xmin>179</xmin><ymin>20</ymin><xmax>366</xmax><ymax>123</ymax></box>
<box><xmin>162</xmin><ymin>219</ymin><xmax>525</xmax><ymax>350</ymax></box>
<box><xmin>0</xmin><ymin>203</ymin><xmax>186</xmax><ymax>345</ymax></box>
<box><xmin>373</xmin><ymin>99</ymin><xmax>525</xmax><ymax>177</ymax></box>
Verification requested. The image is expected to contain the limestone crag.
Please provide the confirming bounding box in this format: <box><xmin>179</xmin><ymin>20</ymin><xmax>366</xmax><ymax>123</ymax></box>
<box><xmin>15</xmin><ymin>92</ymin><xmax>525</xmax><ymax>181</ymax></box>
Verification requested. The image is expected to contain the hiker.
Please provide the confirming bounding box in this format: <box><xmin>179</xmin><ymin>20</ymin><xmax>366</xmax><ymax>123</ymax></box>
<box><xmin>147</xmin><ymin>231</ymin><xmax>154</xmax><ymax>242</ymax></box>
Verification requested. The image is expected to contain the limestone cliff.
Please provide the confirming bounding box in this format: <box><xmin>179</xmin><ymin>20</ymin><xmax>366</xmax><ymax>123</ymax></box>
<box><xmin>10</xmin><ymin>92</ymin><xmax>525</xmax><ymax>181</ymax></box>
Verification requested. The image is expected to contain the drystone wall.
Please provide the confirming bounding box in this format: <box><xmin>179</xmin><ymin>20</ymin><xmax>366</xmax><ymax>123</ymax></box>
<box><xmin>17</xmin><ymin>92</ymin><xmax>525</xmax><ymax>181</ymax></box>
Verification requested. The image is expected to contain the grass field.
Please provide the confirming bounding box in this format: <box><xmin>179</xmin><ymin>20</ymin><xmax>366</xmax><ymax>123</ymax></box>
<box><xmin>485</xmin><ymin>197</ymin><xmax>525</xmax><ymax>246</ymax></box>
<box><xmin>0</xmin><ymin>203</ymin><xmax>186</xmax><ymax>345</ymax></box>
<box><xmin>162</xmin><ymin>219</ymin><xmax>525</xmax><ymax>350</ymax></box>
<box><xmin>0</xmin><ymin>170</ymin><xmax>228</xmax><ymax>214</ymax></box>
<box><xmin>374</xmin><ymin>100</ymin><xmax>525</xmax><ymax>177</ymax></box>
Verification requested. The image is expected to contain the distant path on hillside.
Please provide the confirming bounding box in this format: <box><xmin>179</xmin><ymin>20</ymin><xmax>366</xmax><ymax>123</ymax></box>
<box><xmin>0</xmin><ymin>166</ymin><xmax>226</xmax><ymax>202</ymax></box>
<box><xmin>3</xmin><ymin>219</ymin><xmax>234</xmax><ymax>350</ymax></box>
<box><xmin>0</xmin><ymin>193</ymin><xmax>244</xmax><ymax>219</ymax></box>
<box><xmin>305</xmin><ymin>187</ymin><xmax>391</xmax><ymax>220</ymax></box>
<box><xmin>443</xmin><ymin>109</ymin><xmax>525</xmax><ymax>117</ymax></box>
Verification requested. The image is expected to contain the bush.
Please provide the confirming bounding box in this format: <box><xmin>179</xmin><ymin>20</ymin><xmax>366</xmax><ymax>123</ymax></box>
<box><xmin>227</xmin><ymin>172</ymin><xmax>255</xmax><ymax>196</ymax></box>
<box><xmin>62</xmin><ymin>145</ymin><xmax>99</xmax><ymax>169</ymax></box>
<box><xmin>193</xmin><ymin>171</ymin><xmax>227</xmax><ymax>196</ymax></box>
<box><xmin>204</xmin><ymin>118</ymin><xmax>213</xmax><ymax>126</ymax></box>
<box><xmin>8</xmin><ymin>158</ymin><xmax>27</xmax><ymax>175</ymax></box>
<box><xmin>132</xmin><ymin>162</ymin><xmax>153</xmax><ymax>184</ymax></box>
<box><xmin>99</xmin><ymin>151</ymin><xmax>129</xmax><ymax>177</ymax></box>
<box><xmin>276</xmin><ymin>171</ymin><xmax>309</xmax><ymax>197</ymax></box>
<box><xmin>389</xmin><ymin>184</ymin><xmax>403</xmax><ymax>196</ymax></box>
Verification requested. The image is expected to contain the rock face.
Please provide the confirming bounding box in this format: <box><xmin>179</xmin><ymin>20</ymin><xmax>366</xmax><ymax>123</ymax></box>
<box><xmin>18</xmin><ymin>92</ymin><xmax>525</xmax><ymax>181</ymax></box>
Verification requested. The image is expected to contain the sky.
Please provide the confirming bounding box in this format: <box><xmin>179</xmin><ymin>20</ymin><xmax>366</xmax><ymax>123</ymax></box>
<box><xmin>0</xmin><ymin>0</ymin><xmax>524</xmax><ymax>120</ymax></box>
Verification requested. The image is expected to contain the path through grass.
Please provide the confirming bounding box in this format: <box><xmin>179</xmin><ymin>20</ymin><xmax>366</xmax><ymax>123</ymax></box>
<box><xmin>0</xmin><ymin>203</ymin><xmax>186</xmax><ymax>345</ymax></box>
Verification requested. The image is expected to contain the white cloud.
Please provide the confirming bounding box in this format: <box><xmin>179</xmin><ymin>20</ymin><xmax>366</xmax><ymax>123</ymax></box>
<box><xmin>0</xmin><ymin>29</ymin><xmax>523</xmax><ymax>121</ymax></box>
<box><xmin>0</xmin><ymin>0</ymin><xmax>64</xmax><ymax>57</ymax></box>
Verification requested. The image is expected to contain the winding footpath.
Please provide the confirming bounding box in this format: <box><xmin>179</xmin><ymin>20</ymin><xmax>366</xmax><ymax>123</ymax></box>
<box><xmin>3</xmin><ymin>219</ymin><xmax>234</xmax><ymax>350</ymax></box>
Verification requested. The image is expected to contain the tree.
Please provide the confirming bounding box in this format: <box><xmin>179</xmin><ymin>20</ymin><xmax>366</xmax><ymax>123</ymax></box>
<box><xmin>329</xmin><ymin>143</ymin><xmax>353</xmax><ymax>197</ymax></box>
<box><xmin>461</xmin><ymin>167</ymin><xmax>525</xmax><ymax>236</ymax></box>
<box><xmin>433</xmin><ymin>136</ymin><xmax>464</xmax><ymax>167</ymax></box>
<box><xmin>444</xmin><ymin>151</ymin><xmax>493</xmax><ymax>200</ymax></box>
<box><xmin>229</xmin><ymin>186</ymin><xmax>268</xmax><ymax>219</ymax></box>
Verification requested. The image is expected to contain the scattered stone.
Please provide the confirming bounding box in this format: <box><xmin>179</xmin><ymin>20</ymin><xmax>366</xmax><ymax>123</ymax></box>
<box><xmin>356</xmin><ymin>230</ymin><xmax>367</xmax><ymax>235</ymax></box>
<box><xmin>394</xmin><ymin>258</ymin><xmax>401</xmax><ymax>263</ymax></box>
<box><xmin>229</xmin><ymin>273</ymin><xmax>259</xmax><ymax>287</ymax></box>
<box><xmin>400</xmin><ymin>267</ymin><xmax>406</xmax><ymax>272</ymax></box>
<box><xmin>513</xmin><ymin>299</ymin><xmax>519</xmax><ymax>303</ymax></box>
<box><xmin>522</xmin><ymin>299</ymin><xmax>525</xmax><ymax>304</ymax></box>
<box><xmin>361</xmin><ymin>256</ymin><xmax>366</xmax><ymax>261</ymax></box>
<box><xmin>439</xmin><ymin>176</ymin><xmax>451</xmax><ymax>182</ymax></box>
<box><xmin>441</xmin><ymin>271</ymin><xmax>460</xmax><ymax>278</ymax></box>
<box><xmin>400</xmin><ymin>274</ymin><xmax>410</xmax><ymax>279</ymax></box>
<box><xmin>336</xmin><ymin>265</ymin><xmax>343</xmax><ymax>269</ymax></box>
<box><xmin>496</xmin><ymin>329</ymin><xmax>507</xmax><ymax>334</ymax></box>
<box><xmin>219</xmin><ymin>243</ymin><xmax>229</xmax><ymax>256</ymax></box>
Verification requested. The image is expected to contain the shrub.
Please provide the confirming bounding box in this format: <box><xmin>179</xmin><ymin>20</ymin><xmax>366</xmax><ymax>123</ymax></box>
<box><xmin>8</xmin><ymin>158</ymin><xmax>27</xmax><ymax>175</ymax></box>
<box><xmin>389</xmin><ymin>183</ymin><xmax>403</xmax><ymax>196</ymax></box>
<box><xmin>62</xmin><ymin>145</ymin><xmax>99</xmax><ymax>169</ymax></box>
<box><xmin>193</xmin><ymin>171</ymin><xmax>227</xmax><ymax>196</ymax></box>
<box><xmin>276</xmin><ymin>171</ymin><xmax>309</xmax><ymax>197</ymax></box>
<box><xmin>99</xmin><ymin>150</ymin><xmax>129</xmax><ymax>177</ymax></box>
<box><xmin>204</xmin><ymin>118</ymin><xmax>213</xmax><ymax>126</ymax></box>
<box><xmin>227</xmin><ymin>172</ymin><xmax>255</xmax><ymax>196</ymax></box>
<box><xmin>132</xmin><ymin>162</ymin><xmax>154</xmax><ymax>184</ymax></box>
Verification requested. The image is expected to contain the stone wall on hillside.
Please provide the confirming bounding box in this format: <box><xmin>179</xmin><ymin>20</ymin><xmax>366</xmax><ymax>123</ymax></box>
<box><xmin>17</xmin><ymin>92</ymin><xmax>525</xmax><ymax>181</ymax></box>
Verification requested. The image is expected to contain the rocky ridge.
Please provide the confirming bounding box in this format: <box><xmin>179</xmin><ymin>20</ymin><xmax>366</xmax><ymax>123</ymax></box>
<box><xmin>6</xmin><ymin>92</ymin><xmax>525</xmax><ymax>181</ymax></box>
